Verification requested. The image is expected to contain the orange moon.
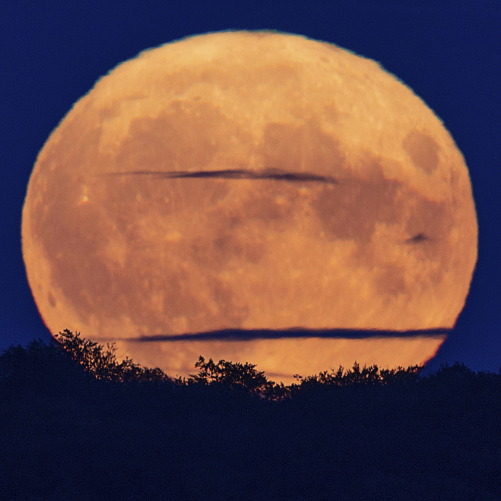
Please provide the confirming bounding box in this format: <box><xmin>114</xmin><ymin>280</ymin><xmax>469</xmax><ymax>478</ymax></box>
<box><xmin>22</xmin><ymin>31</ymin><xmax>477</xmax><ymax>383</ymax></box>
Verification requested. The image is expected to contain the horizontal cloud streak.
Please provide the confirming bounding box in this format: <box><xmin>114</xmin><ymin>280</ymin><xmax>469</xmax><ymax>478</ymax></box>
<box><xmin>119</xmin><ymin>327</ymin><xmax>450</xmax><ymax>343</ymax></box>
<box><xmin>100</xmin><ymin>168</ymin><xmax>339</xmax><ymax>184</ymax></box>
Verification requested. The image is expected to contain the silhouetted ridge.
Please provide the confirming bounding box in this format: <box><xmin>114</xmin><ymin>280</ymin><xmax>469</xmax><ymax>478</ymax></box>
<box><xmin>1</xmin><ymin>330</ymin><xmax>500</xmax><ymax>501</ymax></box>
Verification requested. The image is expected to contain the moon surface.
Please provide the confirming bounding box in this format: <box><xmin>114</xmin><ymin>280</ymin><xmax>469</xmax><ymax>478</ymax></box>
<box><xmin>22</xmin><ymin>31</ymin><xmax>477</xmax><ymax>382</ymax></box>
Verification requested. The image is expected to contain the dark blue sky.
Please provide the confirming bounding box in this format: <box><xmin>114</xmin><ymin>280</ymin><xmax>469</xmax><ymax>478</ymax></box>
<box><xmin>1</xmin><ymin>0</ymin><xmax>499</xmax><ymax>374</ymax></box>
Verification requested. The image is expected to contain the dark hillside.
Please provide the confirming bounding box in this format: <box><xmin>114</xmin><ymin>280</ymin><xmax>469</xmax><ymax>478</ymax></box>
<box><xmin>1</xmin><ymin>331</ymin><xmax>500</xmax><ymax>500</ymax></box>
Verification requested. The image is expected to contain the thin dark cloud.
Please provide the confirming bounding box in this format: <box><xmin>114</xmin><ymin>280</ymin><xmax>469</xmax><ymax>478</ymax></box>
<box><xmin>405</xmin><ymin>233</ymin><xmax>430</xmax><ymax>244</ymax></box>
<box><xmin>100</xmin><ymin>168</ymin><xmax>339</xmax><ymax>184</ymax></box>
<box><xmin>121</xmin><ymin>327</ymin><xmax>450</xmax><ymax>343</ymax></box>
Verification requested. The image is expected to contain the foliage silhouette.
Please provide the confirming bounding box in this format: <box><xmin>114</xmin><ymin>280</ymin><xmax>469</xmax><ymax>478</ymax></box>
<box><xmin>23</xmin><ymin>330</ymin><xmax>423</xmax><ymax>396</ymax></box>
<box><xmin>183</xmin><ymin>355</ymin><xmax>290</xmax><ymax>400</ymax></box>
<box><xmin>1</xmin><ymin>330</ymin><xmax>501</xmax><ymax>500</ymax></box>
<box><xmin>0</xmin><ymin>337</ymin><xmax>98</xmax><ymax>401</ymax></box>
<box><xmin>293</xmin><ymin>361</ymin><xmax>423</xmax><ymax>389</ymax></box>
<box><xmin>54</xmin><ymin>328</ymin><xmax>171</xmax><ymax>383</ymax></box>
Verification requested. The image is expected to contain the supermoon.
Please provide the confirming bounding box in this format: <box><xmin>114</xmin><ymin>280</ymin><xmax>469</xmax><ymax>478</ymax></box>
<box><xmin>22</xmin><ymin>31</ymin><xmax>477</xmax><ymax>382</ymax></box>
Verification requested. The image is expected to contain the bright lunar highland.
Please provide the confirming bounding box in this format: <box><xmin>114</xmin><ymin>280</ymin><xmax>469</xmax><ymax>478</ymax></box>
<box><xmin>22</xmin><ymin>31</ymin><xmax>478</xmax><ymax>382</ymax></box>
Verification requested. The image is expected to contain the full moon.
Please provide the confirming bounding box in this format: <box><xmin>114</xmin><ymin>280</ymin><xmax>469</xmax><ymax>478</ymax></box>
<box><xmin>22</xmin><ymin>31</ymin><xmax>477</xmax><ymax>382</ymax></box>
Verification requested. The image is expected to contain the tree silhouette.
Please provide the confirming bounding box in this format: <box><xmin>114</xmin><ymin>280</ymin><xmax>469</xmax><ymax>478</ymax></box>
<box><xmin>1</xmin><ymin>330</ymin><xmax>501</xmax><ymax>500</ymax></box>
<box><xmin>54</xmin><ymin>329</ymin><xmax>171</xmax><ymax>383</ymax></box>
<box><xmin>0</xmin><ymin>337</ymin><xmax>85</xmax><ymax>395</ymax></box>
<box><xmin>186</xmin><ymin>355</ymin><xmax>290</xmax><ymax>399</ymax></box>
<box><xmin>293</xmin><ymin>361</ymin><xmax>423</xmax><ymax>390</ymax></box>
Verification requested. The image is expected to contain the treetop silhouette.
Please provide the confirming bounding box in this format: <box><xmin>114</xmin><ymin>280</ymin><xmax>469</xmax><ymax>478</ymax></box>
<box><xmin>54</xmin><ymin>329</ymin><xmax>171</xmax><ymax>383</ymax></box>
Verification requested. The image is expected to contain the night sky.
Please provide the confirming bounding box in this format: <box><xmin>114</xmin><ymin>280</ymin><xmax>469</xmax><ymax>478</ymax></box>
<box><xmin>1</xmin><ymin>0</ymin><xmax>499</xmax><ymax>375</ymax></box>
